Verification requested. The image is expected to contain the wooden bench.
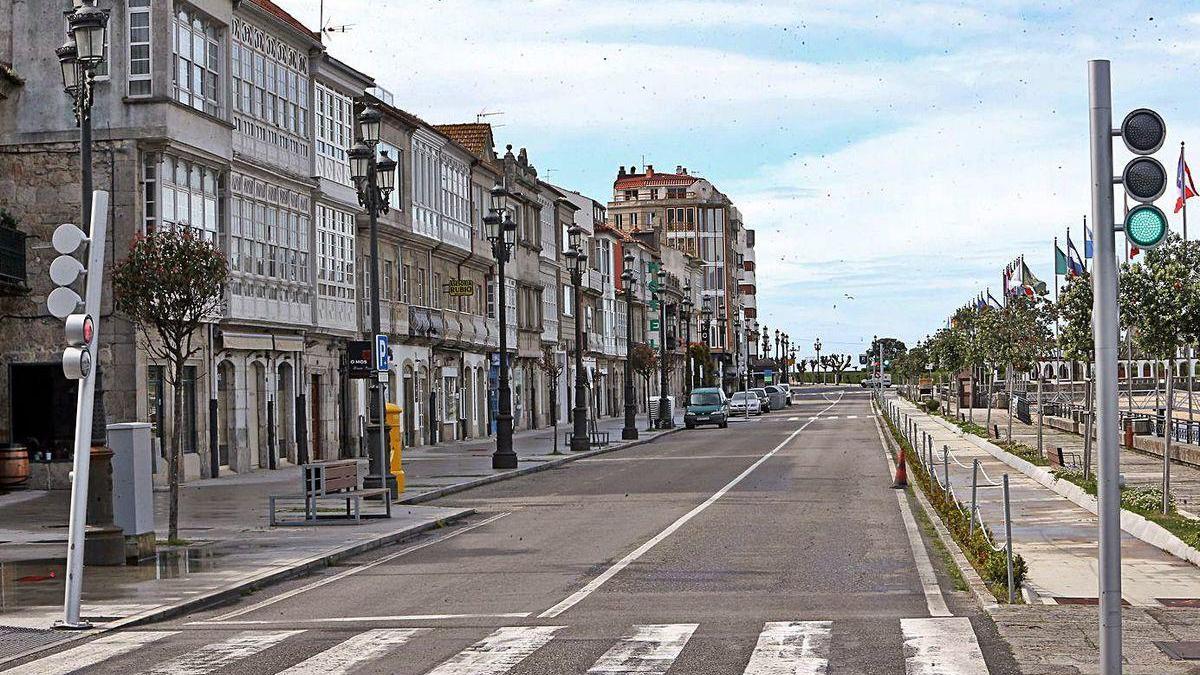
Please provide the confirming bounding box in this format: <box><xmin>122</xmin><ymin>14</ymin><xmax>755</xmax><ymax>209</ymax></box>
<box><xmin>269</xmin><ymin>459</ymin><xmax>392</xmax><ymax>526</ymax></box>
<box><xmin>562</xmin><ymin>421</ymin><xmax>612</xmax><ymax>449</ymax></box>
<box><xmin>1045</xmin><ymin>447</ymin><xmax>1082</xmax><ymax>471</ymax></box>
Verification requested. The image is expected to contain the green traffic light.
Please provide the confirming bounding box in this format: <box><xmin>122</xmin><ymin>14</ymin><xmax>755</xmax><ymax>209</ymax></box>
<box><xmin>1125</xmin><ymin>204</ymin><xmax>1168</xmax><ymax>249</ymax></box>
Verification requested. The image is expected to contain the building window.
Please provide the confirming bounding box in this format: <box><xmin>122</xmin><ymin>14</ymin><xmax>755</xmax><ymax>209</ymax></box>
<box><xmin>231</xmin><ymin>16</ymin><xmax>310</xmax><ymax>156</ymax></box>
<box><xmin>486</xmin><ymin>280</ymin><xmax>496</xmax><ymax>319</ymax></box>
<box><xmin>315</xmin><ymin>84</ymin><xmax>353</xmax><ymax>186</ymax></box>
<box><xmin>563</xmin><ymin>284</ymin><xmax>573</xmax><ymax>317</ymax></box>
<box><xmin>382</xmin><ymin>260</ymin><xmax>393</xmax><ymax>300</ymax></box>
<box><xmin>148</xmin><ymin>154</ymin><xmax>221</xmax><ymax>242</ymax></box>
<box><xmin>316</xmin><ymin>204</ymin><xmax>355</xmax><ymax>301</ymax></box>
<box><xmin>432</xmin><ymin>272</ymin><xmax>442</xmax><ymax>308</ymax></box>
<box><xmin>230</xmin><ymin>172</ymin><xmax>311</xmax><ymax>303</ymax></box>
<box><xmin>172</xmin><ymin>4</ymin><xmax>221</xmax><ymax>116</ymax></box>
<box><xmin>402</xmin><ymin>264</ymin><xmax>412</xmax><ymax>303</ymax></box>
<box><xmin>141</xmin><ymin>153</ymin><xmax>157</xmax><ymax>234</ymax></box>
<box><xmin>623</xmin><ymin>189</ymin><xmax>637</xmax><ymax>201</ymax></box>
<box><xmin>128</xmin><ymin>0</ymin><xmax>152</xmax><ymax>96</ymax></box>
<box><xmin>417</xmin><ymin>267</ymin><xmax>426</xmax><ymax>306</ymax></box>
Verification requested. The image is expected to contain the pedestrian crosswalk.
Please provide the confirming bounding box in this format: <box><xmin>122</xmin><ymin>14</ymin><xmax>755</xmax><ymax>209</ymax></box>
<box><xmin>4</xmin><ymin>618</ymin><xmax>991</xmax><ymax>674</ymax></box>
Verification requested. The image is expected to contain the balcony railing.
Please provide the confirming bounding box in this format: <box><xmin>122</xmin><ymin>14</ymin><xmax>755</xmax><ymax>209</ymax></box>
<box><xmin>0</xmin><ymin>224</ymin><xmax>27</xmax><ymax>292</ymax></box>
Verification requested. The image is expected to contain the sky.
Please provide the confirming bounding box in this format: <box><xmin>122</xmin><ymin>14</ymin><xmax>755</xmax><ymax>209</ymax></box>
<box><xmin>277</xmin><ymin>0</ymin><xmax>1200</xmax><ymax>361</ymax></box>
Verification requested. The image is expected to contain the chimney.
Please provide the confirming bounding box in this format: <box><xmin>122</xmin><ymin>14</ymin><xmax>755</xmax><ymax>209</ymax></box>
<box><xmin>676</xmin><ymin>165</ymin><xmax>683</xmax><ymax>174</ymax></box>
<box><xmin>631</xmin><ymin>164</ymin><xmax>638</xmax><ymax>174</ymax></box>
<box><xmin>618</xmin><ymin>166</ymin><xmax>626</xmax><ymax>177</ymax></box>
<box><xmin>646</xmin><ymin>164</ymin><xmax>654</xmax><ymax>176</ymax></box>
<box><xmin>682</xmin><ymin>167</ymin><xmax>688</xmax><ymax>175</ymax></box>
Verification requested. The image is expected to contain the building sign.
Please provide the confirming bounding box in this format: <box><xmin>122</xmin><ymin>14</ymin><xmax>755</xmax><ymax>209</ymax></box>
<box><xmin>446</xmin><ymin>279</ymin><xmax>473</xmax><ymax>297</ymax></box>
<box><xmin>347</xmin><ymin>340</ymin><xmax>372</xmax><ymax>379</ymax></box>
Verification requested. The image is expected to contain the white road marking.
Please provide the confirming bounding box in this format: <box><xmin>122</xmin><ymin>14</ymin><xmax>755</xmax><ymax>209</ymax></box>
<box><xmin>901</xmin><ymin>617</ymin><xmax>989</xmax><ymax>674</ymax></box>
<box><xmin>825</xmin><ymin>416</ymin><xmax>840</xmax><ymax>420</ymax></box>
<box><xmin>538</xmin><ymin>394</ymin><xmax>844</xmax><ymax>619</ymax></box>
<box><xmin>846</xmin><ymin>415</ymin><xmax>859</xmax><ymax>419</ymax></box>
<box><xmin>424</xmin><ymin>625</ymin><xmax>563</xmax><ymax>675</ymax></box>
<box><xmin>2</xmin><ymin>630</ymin><xmax>178</xmax><ymax>675</ymax></box>
<box><xmin>787</xmin><ymin>416</ymin><xmax>800</xmax><ymax>421</ymax></box>
<box><xmin>587</xmin><ymin>623</ymin><xmax>698</xmax><ymax>674</ymax></box>
<box><xmin>210</xmin><ymin>512</ymin><xmax>511</xmax><ymax>621</ymax></box>
<box><xmin>142</xmin><ymin>630</ymin><xmax>301</xmax><ymax>675</ymax></box>
<box><xmin>276</xmin><ymin>628</ymin><xmax>426</xmax><ymax>674</ymax></box>
<box><xmin>743</xmin><ymin>621</ymin><xmax>832</xmax><ymax>675</ymax></box>
<box><xmin>871</xmin><ymin>402</ymin><xmax>951</xmax><ymax>618</ymax></box>
<box><xmin>191</xmin><ymin>613</ymin><xmax>530</xmax><ymax>627</ymax></box>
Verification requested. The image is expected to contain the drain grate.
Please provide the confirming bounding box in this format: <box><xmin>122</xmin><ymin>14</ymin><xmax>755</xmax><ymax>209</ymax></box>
<box><xmin>1156</xmin><ymin>641</ymin><xmax>1200</xmax><ymax>660</ymax></box>
<box><xmin>0</xmin><ymin>625</ymin><xmax>75</xmax><ymax>660</ymax></box>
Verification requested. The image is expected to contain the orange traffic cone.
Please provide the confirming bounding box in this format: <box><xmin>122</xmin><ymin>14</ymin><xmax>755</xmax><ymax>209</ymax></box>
<box><xmin>892</xmin><ymin>447</ymin><xmax>908</xmax><ymax>489</ymax></box>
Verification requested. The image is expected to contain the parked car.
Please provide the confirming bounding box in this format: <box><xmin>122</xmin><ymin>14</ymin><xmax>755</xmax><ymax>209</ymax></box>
<box><xmin>763</xmin><ymin>385</ymin><xmax>789</xmax><ymax>410</ymax></box>
<box><xmin>776</xmin><ymin>383</ymin><xmax>793</xmax><ymax>405</ymax></box>
<box><xmin>882</xmin><ymin>375</ymin><xmax>893</xmax><ymax>387</ymax></box>
<box><xmin>728</xmin><ymin>391</ymin><xmax>762</xmax><ymax>416</ymax></box>
<box><xmin>684</xmin><ymin>387</ymin><xmax>729</xmax><ymax>429</ymax></box>
<box><xmin>861</xmin><ymin>376</ymin><xmax>878</xmax><ymax>388</ymax></box>
<box><xmin>751</xmin><ymin>387</ymin><xmax>771</xmax><ymax>412</ymax></box>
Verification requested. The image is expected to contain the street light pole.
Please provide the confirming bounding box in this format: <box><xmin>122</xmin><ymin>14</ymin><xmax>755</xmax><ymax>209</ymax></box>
<box><xmin>484</xmin><ymin>181</ymin><xmax>518</xmax><ymax>469</ymax></box>
<box><xmin>568</xmin><ymin>226</ymin><xmax>590</xmax><ymax>452</ymax></box>
<box><xmin>656</xmin><ymin>269</ymin><xmax>673</xmax><ymax>429</ymax></box>
<box><xmin>814</xmin><ymin>338</ymin><xmax>822</xmax><ymax>385</ymax></box>
<box><xmin>349</xmin><ymin>106</ymin><xmax>398</xmax><ymax>497</ymax></box>
<box><xmin>681</xmin><ymin>284</ymin><xmax>693</xmax><ymax>396</ymax></box>
<box><xmin>621</xmin><ymin>252</ymin><xmax>638</xmax><ymax>440</ymax></box>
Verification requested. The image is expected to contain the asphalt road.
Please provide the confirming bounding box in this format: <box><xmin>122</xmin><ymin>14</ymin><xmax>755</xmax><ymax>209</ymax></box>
<box><xmin>3</xmin><ymin>386</ymin><xmax>1021</xmax><ymax>674</ymax></box>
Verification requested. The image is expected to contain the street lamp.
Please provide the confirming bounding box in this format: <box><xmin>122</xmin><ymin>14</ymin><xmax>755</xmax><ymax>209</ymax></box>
<box><xmin>567</xmin><ymin>225</ymin><xmax>590</xmax><ymax>452</ymax></box>
<box><xmin>700</xmin><ymin>301</ymin><xmax>713</xmax><ymax>345</ymax></box>
<box><xmin>621</xmin><ymin>252</ymin><xmax>639</xmax><ymax>440</ymax></box>
<box><xmin>485</xmin><ymin>180</ymin><xmax>518</xmax><ymax>468</ymax></box>
<box><xmin>814</xmin><ymin>338</ymin><xmax>823</xmax><ymax>385</ymax></box>
<box><xmin>681</xmin><ymin>284</ymin><xmax>693</xmax><ymax>397</ymax></box>
<box><xmin>349</xmin><ymin>105</ymin><xmax>397</xmax><ymax>497</ymax></box>
<box><xmin>656</xmin><ymin>269</ymin><xmax>673</xmax><ymax>429</ymax></box>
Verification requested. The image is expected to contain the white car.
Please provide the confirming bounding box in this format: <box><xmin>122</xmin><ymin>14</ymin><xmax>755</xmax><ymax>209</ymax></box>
<box><xmin>728</xmin><ymin>391</ymin><xmax>762</xmax><ymax>416</ymax></box>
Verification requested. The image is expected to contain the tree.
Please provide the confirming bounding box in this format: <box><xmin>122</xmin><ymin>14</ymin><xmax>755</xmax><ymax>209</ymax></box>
<box><xmin>1057</xmin><ymin>272</ymin><xmax>1096</xmax><ymax>473</ymax></box>
<box><xmin>630</xmin><ymin>343</ymin><xmax>658</xmax><ymax>429</ymax></box>
<box><xmin>687</xmin><ymin>343</ymin><xmax>714</xmax><ymax>388</ymax></box>
<box><xmin>818</xmin><ymin>355</ymin><xmax>832</xmax><ymax>384</ymax></box>
<box><xmin>992</xmin><ymin>294</ymin><xmax>1053</xmax><ymax>442</ymax></box>
<box><xmin>541</xmin><ymin>347</ymin><xmax>563</xmax><ymax>453</ymax></box>
<box><xmin>829</xmin><ymin>354</ymin><xmax>852</xmax><ymax>383</ymax></box>
<box><xmin>112</xmin><ymin>229</ymin><xmax>227</xmax><ymax>542</ymax></box>
<box><xmin>1120</xmin><ymin>234</ymin><xmax>1200</xmax><ymax>512</ymax></box>
<box><xmin>795</xmin><ymin>358</ymin><xmax>807</xmax><ymax>385</ymax></box>
<box><xmin>953</xmin><ymin>305</ymin><xmax>986</xmax><ymax>422</ymax></box>
<box><xmin>928</xmin><ymin>326</ymin><xmax>967</xmax><ymax>410</ymax></box>
<box><xmin>869</xmin><ymin>336</ymin><xmax>908</xmax><ymax>365</ymax></box>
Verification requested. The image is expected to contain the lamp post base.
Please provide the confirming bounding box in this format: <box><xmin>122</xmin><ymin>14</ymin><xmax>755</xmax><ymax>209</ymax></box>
<box><xmin>364</xmin><ymin>423</ymin><xmax>397</xmax><ymax>499</ymax></box>
<box><xmin>491</xmin><ymin>449</ymin><xmax>518</xmax><ymax>469</ymax></box>
<box><xmin>621</xmin><ymin>426</ymin><xmax>639</xmax><ymax>440</ymax></box>
<box><xmin>569</xmin><ymin>436</ymin><xmax>590</xmax><ymax>452</ymax></box>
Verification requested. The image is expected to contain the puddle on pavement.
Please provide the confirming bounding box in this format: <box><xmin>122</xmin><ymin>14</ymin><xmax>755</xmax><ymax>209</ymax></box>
<box><xmin>0</xmin><ymin>546</ymin><xmax>223</xmax><ymax>612</ymax></box>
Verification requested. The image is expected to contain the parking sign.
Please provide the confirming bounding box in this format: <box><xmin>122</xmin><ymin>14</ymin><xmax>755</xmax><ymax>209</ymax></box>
<box><xmin>375</xmin><ymin>334</ymin><xmax>389</xmax><ymax>372</ymax></box>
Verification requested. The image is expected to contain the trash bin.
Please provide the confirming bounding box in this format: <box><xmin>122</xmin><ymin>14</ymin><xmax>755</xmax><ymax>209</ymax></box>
<box><xmin>386</xmin><ymin>403</ymin><xmax>405</xmax><ymax>492</ymax></box>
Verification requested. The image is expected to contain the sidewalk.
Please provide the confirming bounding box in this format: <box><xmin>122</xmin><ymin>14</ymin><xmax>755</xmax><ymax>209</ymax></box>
<box><xmin>891</xmin><ymin>394</ymin><xmax>1200</xmax><ymax>606</ymax></box>
<box><xmin>0</xmin><ymin>413</ymin><xmax>679</xmax><ymax>666</ymax></box>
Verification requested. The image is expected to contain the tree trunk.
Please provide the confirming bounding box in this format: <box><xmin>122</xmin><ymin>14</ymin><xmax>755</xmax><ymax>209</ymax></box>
<box><xmin>985</xmin><ymin>367</ymin><xmax>993</xmax><ymax>434</ymax></box>
<box><xmin>1006</xmin><ymin>364</ymin><xmax>1014</xmax><ymax>442</ymax></box>
<box><xmin>1165</xmin><ymin>360</ymin><xmax>1175</xmax><ymax>514</ymax></box>
<box><xmin>1083</xmin><ymin>368</ymin><xmax>1093</xmax><ymax>480</ymax></box>
<box><xmin>968</xmin><ymin>371</ymin><xmax>976</xmax><ymax>423</ymax></box>
<box><xmin>169</xmin><ymin>353</ymin><xmax>185</xmax><ymax>543</ymax></box>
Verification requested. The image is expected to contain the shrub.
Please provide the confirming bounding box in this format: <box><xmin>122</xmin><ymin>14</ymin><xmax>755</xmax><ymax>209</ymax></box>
<box><xmin>1123</xmin><ymin>484</ymin><xmax>1171</xmax><ymax>513</ymax></box>
<box><xmin>983</xmin><ymin>550</ymin><xmax>1027</xmax><ymax>586</ymax></box>
<box><xmin>924</xmin><ymin>398</ymin><xmax>941</xmax><ymax>413</ymax></box>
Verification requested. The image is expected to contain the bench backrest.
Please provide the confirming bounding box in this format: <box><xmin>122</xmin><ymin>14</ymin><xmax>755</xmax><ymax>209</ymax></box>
<box><xmin>302</xmin><ymin>460</ymin><xmax>361</xmax><ymax>496</ymax></box>
<box><xmin>1046</xmin><ymin>447</ymin><xmax>1063</xmax><ymax>470</ymax></box>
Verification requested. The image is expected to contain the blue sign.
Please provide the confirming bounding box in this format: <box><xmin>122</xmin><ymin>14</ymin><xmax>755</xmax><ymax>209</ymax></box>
<box><xmin>375</xmin><ymin>334</ymin><xmax>389</xmax><ymax>372</ymax></box>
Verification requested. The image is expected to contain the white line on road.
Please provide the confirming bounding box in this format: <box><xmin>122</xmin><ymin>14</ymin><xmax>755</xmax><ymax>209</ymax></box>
<box><xmin>587</xmin><ymin>623</ymin><xmax>698</xmax><ymax>674</ymax></box>
<box><xmin>901</xmin><ymin>617</ymin><xmax>989</xmax><ymax>674</ymax></box>
<box><xmin>276</xmin><ymin>628</ymin><xmax>426</xmax><ymax>674</ymax></box>
<box><xmin>424</xmin><ymin>625</ymin><xmax>563</xmax><ymax>675</ymax></box>
<box><xmin>142</xmin><ymin>629</ymin><xmax>302</xmax><ymax>675</ymax></box>
<box><xmin>871</xmin><ymin>402</ymin><xmax>951</xmax><ymax>618</ymax></box>
<box><xmin>538</xmin><ymin>394</ymin><xmax>844</xmax><ymax>619</ymax></box>
<box><xmin>2</xmin><ymin>630</ymin><xmax>179</xmax><ymax>675</ymax></box>
<box><xmin>208</xmin><ymin>512</ymin><xmax>511</xmax><ymax>622</ymax></box>
<box><xmin>191</xmin><ymin>613</ymin><xmax>530</xmax><ymax>626</ymax></box>
<box><xmin>743</xmin><ymin>621</ymin><xmax>832</xmax><ymax>675</ymax></box>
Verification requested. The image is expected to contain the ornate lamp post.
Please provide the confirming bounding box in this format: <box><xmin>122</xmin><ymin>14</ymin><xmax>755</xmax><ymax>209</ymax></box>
<box><xmin>348</xmin><ymin>106</ymin><xmax>398</xmax><ymax>496</ymax></box>
<box><xmin>781</xmin><ymin>333</ymin><xmax>790</xmax><ymax>384</ymax></box>
<box><xmin>681</xmin><ymin>284</ymin><xmax>693</xmax><ymax>396</ymax></box>
<box><xmin>483</xmin><ymin>181</ymin><xmax>518</xmax><ymax>468</ymax></box>
<box><xmin>567</xmin><ymin>225</ymin><xmax>590</xmax><ymax>452</ymax></box>
<box><xmin>814</xmin><ymin>338</ymin><xmax>823</xmax><ymax>385</ymax></box>
<box><xmin>656</xmin><ymin>269</ymin><xmax>673</xmax><ymax>429</ymax></box>
<box><xmin>621</xmin><ymin>252</ymin><xmax>639</xmax><ymax>440</ymax></box>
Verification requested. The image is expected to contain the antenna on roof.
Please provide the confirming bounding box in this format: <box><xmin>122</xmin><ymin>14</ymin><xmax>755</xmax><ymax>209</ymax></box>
<box><xmin>476</xmin><ymin>108</ymin><xmax>506</xmax><ymax>124</ymax></box>
<box><xmin>318</xmin><ymin>0</ymin><xmax>353</xmax><ymax>40</ymax></box>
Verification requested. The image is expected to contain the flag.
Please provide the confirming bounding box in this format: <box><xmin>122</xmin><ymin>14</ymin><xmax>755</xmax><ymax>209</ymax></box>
<box><xmin>1066</xmin><ymin>233</ymin><xmax>1086</xmax><ymax>277</ymax></box>
<box><xmin>1054</xmin><ymin>244</ymin><xmax>1068</xmax><ymax>275</ymax></box>
<box><xmin>1131</xmin><ymin>243</ymin><xmax>1141</xmax><ymax>259</ymax></box>
<box><xmin>975</xmin><ymin>293</ymin><xmax>986</xmax><ymax>310</ymax></box>
<box><xmin>987</xmin><ymin>290</ymin><xmax>1002</xmax><ymax>308</ymax></box>
<box><xmin>1177</xmin><ymin>145</ymin><xmax>1198</xmax><ymax>213</ymax></box>
<box><xmin>1084</xmin><ymin>222</ymin><xmax>1093</xmax><ymax>259</ymax></box>
<box><xmin>1021</xmin><ymin>261</ymin><xmax>1048</xmax><ymax>296</ymax></box>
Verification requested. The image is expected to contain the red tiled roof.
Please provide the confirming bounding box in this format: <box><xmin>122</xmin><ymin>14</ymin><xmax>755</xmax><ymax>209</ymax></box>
<box><xmin>248</xmin><ymin>0</ymin><xmax>320</xmax><ymax>40</ymax></box>
<box><xmin>614</xmin><ymin>172</ymin><xmax>698</xmax><ymax>190</ymax></box>
<box><xmin>433</xmin><ymin>123</ymin><xmax>494</xmax><ymax>159</ymax></box>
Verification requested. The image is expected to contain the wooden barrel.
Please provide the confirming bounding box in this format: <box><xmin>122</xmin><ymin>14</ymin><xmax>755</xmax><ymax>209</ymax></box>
<box><xmin>0</xmin><ymin>444</ymin><xmax>29</xmax><ymax>488</ymax></box>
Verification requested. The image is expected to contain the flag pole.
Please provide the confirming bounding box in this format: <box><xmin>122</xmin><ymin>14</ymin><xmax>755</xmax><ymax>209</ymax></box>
<box><xmin>1054</xmin><ymin>237</ymin><xmax>1060</xmax><ymax>401</ymax></box>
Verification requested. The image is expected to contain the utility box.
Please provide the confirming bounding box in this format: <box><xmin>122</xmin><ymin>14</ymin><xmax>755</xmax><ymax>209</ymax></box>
<box><xmin>108</xmin><ymin>422</ymin><xmax>156</xmax><ymax>560</ymax></box>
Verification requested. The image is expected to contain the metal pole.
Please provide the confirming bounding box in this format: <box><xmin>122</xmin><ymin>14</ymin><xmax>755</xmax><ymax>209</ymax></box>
<box><xmin>622</xmin><ymin>283</ymin><xmax>638</xmax><ymax>440</ymax></box>
<box><xmin>571</xmin><ymin>264</ymin><xmax>589</xmax><ymax>451</ymax></box>
<box><xmin>657</xmin><ymin>280</ymin><xmax>672</xmax><ymax>429</ymax></box>
<box><xmin>943</xmin><ymin>444</ymin><xmax>950</xmax><ymax>492</ymax></box>
<box><xmin>1165</xmin><ymin>365</ymin><xmax>1174</xmax><ymax>513</ymax></box>
<box><xmin>1089</xmin><ymin>59</ymin><xmax>1122</xmax><ymax>673</ymax></box>
<box><xmin>1037</xmin><ymin>375</ymin><xmax>1044</xmax><ymax>458</ymax></box>
<box><xmin>970</xmin><ymin>458</ymin><xmax>979</xmax><ymax>536</ymax></box>
<box><xmin>364</xmin><ymin>154</ymin><xmax>393</xmax><ymax>494</ymax></box>
<box><xmin>493</xmin><ymin>249</ymin><xmax>517</xmax><ymax>468</ymax></box>
<box><xmin>1004</xmin><ymin>473</ymin><xmax>1015</xmax><ymax>604</ymax></box>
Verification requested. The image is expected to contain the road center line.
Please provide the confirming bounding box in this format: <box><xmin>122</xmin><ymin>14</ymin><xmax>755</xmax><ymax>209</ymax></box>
<box><xmin>209</xmin><ymin>511</ymin><xmax>511</xmax><ymax>622</ymax></box>
<box><xmin>537</xmin><ymin>393</ymin><xmax>844</xmax><ymax>619</ymax></box>
<box><xmin>870</xmin><ymin>399</ymin><xmax>951</xmax><ymax>618</ymax></box>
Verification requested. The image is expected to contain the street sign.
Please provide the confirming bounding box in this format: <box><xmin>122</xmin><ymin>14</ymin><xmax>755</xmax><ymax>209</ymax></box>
<box><xmin>347</xmin><ymin>340</ymin><xmax>372</xmax><ymax>379</ymax></box>
<box><xmin>375</xmin><ymin>334</ymin><xmax>389</xmax><ymax>372</ymax></box>
<box><xmin>446</xmin><ymin>279</ymin><xmax>473</xmax><ymax>297</ymax></box>
<box><xmin>650</xmin><ymin>318</ymin><xmax>660</xmax><ymax>331</ymax></box>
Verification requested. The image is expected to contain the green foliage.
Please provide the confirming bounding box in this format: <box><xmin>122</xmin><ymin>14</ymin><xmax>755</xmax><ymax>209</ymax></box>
<box><xmin>1119</xmin><ymin>234</ymin><xmax>1200</xmax><ymax>359</ymax></box>
<box><xmin>1056</xmin><ymin>272</ymin><xmax>1094</xmax><ymax>361</ymax></box>
<box><xmin>983</xmin><ymin>551</ymin><xmax>1027</xmax><ymax>587</ymax></box>
<box><xmin>630</xmin><ymin>342</ymin><xmax>657</xmax><ymax>379</ymax></box>
<box><xmin>924</xmin><ymin>398</ymin><xmax>941</xmax><ymax>413</ymax></box>
<box><xmin>928</xmin><ymin>326</ymin><xmax>967</xmax><ymax>376</ymax></box>
<box><xmin>0</xmin><ymin>208</ymin><xmax>17</xmax><ymax>230</ymax></box>
<box><xmin>869</xmin><ymin>336</ymin><xmax>907</xmax><ymax>364</ymax></box>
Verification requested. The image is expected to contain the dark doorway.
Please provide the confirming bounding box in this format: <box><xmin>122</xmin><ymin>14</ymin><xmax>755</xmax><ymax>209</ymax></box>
<box><xmin>10</xmin><ymin>363</ymin><xmax>77</xmax><ymax>461</ymax></box>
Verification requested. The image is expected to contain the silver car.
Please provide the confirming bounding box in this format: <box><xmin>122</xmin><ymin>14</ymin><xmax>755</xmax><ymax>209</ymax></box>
<box><xmin>729</xmin><ymin>391</ymin><xmax>762</xmax><ymax>416</ymax></box>
<box><xmin>762</xmin><ymin>385</ymin><xmax>789</xmax><ymax>410</ymax></box>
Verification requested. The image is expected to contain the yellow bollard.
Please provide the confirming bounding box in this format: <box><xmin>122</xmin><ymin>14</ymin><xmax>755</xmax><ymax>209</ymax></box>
<box><xmin>386</xmin><ymin>403</ymin><xmax>405</xmax><ymax>492</ymax></box>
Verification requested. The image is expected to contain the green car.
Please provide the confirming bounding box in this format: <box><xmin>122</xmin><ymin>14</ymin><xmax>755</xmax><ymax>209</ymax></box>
<box><xmin>684</xmin><ymin>387</ymin><xmax>729</xmax><ymax>429</ymax></box>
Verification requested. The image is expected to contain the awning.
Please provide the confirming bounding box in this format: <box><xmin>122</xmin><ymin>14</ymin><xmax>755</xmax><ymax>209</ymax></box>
<box><xmin>221</xmin><ymin>332</ymin><xmax>273</xmax><ymax>351</ymax></box>
<box><xmin>273</xmin><ymin>335</ymin><xmax>304</xmax><ymax>352</ymax></box>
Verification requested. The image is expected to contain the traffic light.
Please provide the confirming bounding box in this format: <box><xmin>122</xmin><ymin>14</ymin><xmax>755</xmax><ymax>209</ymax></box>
<box><xmin>46</xmin><ymin>193</ymin><xmax>108</xmax><ymax>382</ymax></box>
<box><xmin>1118</xmin><ymin>108</ymin><xmax>1169</xmax><ymax>249</ymax></box>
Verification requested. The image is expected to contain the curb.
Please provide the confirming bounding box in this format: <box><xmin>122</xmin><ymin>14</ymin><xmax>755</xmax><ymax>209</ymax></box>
<box><xmin>901</xmin><ymin>398</ymin><xmax>1200</xmax><ymax>572</ymax></box>
<box><xmin>873</xmin><ymin>402</ymin><xmax>999</xmax><ymax>612</ymax></box>
<box><xmin>0</xmin><ymin>507</ymin><xmax>475</xmax><ymax>670</ymax></box>
<box><xmin>397</xmin><ymin>426</ymin><xmax>686</xmax><ymax>505</ymax></box>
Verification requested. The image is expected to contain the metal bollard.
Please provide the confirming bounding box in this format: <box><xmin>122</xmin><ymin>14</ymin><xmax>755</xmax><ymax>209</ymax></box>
<box><xmin>943</xmin><ymin>444</ymin><xmax>950</xmax><ymax>491</ymax></box>
<box><xmin>970</xmin><ymin>458</ymin><xmax>980</xmax><ymax>536</ymax></box>
<box><xmin>1003</xmin><ymin>473</ymin><xmax>1014</xmax><ymax>603</ymax></box>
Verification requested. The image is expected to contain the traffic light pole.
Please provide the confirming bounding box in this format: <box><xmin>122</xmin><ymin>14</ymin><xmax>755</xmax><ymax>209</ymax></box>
<box><xmin>1089</xmin><ymin>59</ymin><xmax>1122</xmax><ymax>674</ymax></box>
